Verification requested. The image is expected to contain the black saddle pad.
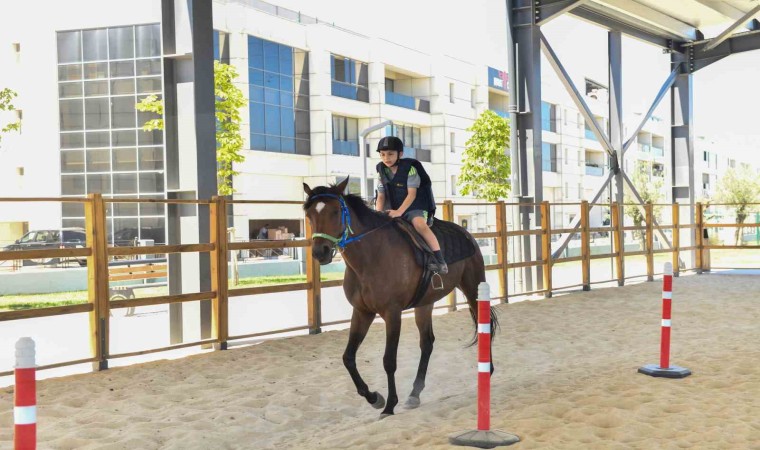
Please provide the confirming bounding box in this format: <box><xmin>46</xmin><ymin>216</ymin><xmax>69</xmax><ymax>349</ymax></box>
<box><xmin>394</xmin><ymin>218</ymin><xmax>477</xmax><ymax>268</ymax></box>
<box><xmin>430</xmin><ymin>218</ymin><xmax>477</xmax><ymax>265</ymax></box>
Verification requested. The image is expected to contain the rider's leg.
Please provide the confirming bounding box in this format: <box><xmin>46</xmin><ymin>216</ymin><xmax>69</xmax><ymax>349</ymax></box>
<box><xmin>411</xmin><ymin>215</ymin><xmax>448</xmax><ymax>274</ymax></box>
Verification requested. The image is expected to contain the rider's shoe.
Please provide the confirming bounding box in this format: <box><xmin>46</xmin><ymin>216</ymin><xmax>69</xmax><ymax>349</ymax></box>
<box><xmin>428</xmin><ymin>261</ymin><xmax>449</xmax><ymax>275</ymax></box>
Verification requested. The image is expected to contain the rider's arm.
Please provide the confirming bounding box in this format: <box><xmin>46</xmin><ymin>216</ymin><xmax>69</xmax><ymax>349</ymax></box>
<box><xmin>376</xmin><ymin>192</ymin><xmax>386</xmax><ymax>212</ymax></box>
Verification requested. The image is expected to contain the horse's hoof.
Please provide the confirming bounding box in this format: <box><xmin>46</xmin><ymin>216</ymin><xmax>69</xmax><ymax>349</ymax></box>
<box><xmin>371</xmin><ymin>392</ymin><xmax>386</xmax><ymax>410</ymax></box>
<box><xmin>379</xmin><ymin>413</ymin><xmax>393</xmax><ymax>420</ymax></box>
<box><xmin>404</xmin><ymin>396</ymin><xmax>421</xmax><ymax>409</ymax></box>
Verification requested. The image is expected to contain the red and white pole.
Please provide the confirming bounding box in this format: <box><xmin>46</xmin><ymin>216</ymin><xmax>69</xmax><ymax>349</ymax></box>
<box><xmin>638</xmin><ymin>263</ymin><xmax>691</xmax><ymax>379</ymax></box>
<box><xmin>449</xmin><ymin>282</ymin><xmax>519</xmax><ymax>447</ymax></box>
<box><xmin>476</xmin><ymin>282</ymin><xmax>491</xmax><ymax>431</ymax></box>
<box><xmin>660</xmin><ymin>264</ymin><xmax>673</xmax><ymax>369</ymax></box>
<box><xmin>14</xmin><ymin>337</ymin><xmax>36</xmax><ymax>450</ymax></box>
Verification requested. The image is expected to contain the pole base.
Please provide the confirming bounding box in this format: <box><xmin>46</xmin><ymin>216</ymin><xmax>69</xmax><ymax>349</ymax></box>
<box><xmin>449</xmin><ymin>430</ymin><xmax>520</xmax><ymax>448</ymax></box>
<box><xmin>638</xmin><ymin>364</ymin><xmax>691</xmax><ymax>378</ymax></box>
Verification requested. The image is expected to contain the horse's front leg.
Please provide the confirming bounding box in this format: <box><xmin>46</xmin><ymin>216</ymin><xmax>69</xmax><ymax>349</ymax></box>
<box><xmin>405</xmin><ymin>303</ymin><xmax>435</xmax><ymax>409</ymax></box>
<box><xmin>343</xmin><ymin>308</ymin><xmax>385</xmax><ymax>410</ymax></box>
<box><xmin>380</xmin><ymin>309</ymin><xmax>403</xmax><ymax>418</ymax></box>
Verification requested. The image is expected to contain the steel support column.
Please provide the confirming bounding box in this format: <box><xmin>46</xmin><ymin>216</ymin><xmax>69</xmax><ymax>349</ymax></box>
<box><xmin>508</xmin><ymin>0</ymin><xmax>544</xmax><ymax>291</ymax></box>
<box><xmin>609</xmin><ymin>31</ymin><xmax>625</xmax><ymax>283</ymax></box>
<box><xmin>671</xmin><ymin>47</ymin><xmax>695</xmax><ymax>266</ymax></box>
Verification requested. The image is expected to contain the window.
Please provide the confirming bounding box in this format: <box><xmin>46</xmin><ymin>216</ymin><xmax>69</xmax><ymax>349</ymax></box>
<box><xmin>449</xmin><ymin>83</ymin><xmax>455</xmax><ymax>103</ymax></box>
<box><xmin>330</xmin><ymin>54</ymin><xmax>368</xmax><ymax>102</ymax></box>
<box><xmin>451</xmin><ymin>175</ymin><xmax>457</xmax><ymax>195</ymax></box>
<box><xmin>564</xmin><ymin>148</ymin><xmax>568</xmax><ymax>165</ymax></box>
<box><xmin>56</xmin><ymin>24</ymin><xmax>165</xmax><ymax>245</ymax></box>
<box><xmin>577</xmin><ymin>150</ymin><xmax>581</xmax><ymax>167</ymax></box>
<box><xmin>385</xmin><ymin>78</ymin><xmax>395</xmax><ymax>92</ymax></box>
<box><xmin>703</xmin><ymin>150</ymin><xmax>708</xmax><ymax>162</ymax></box>
<box><xmin>470</xmin><ymin>89</ymin><xmax>476</xmax><ymax>108</ymax></box>
<box><xmin>577</xmin><ymin>113</ymin><xmax>582</xmax><ymax>129</ymax></box>
<box><xmin>386</xmin><ymin>124</ymin><xmax>428</xmax><ymax>161</ymax></box>
<box><xmin>542</xmin><ymin>143</ymin><xmax>557</xmax><ymax>172</ymax></box>
<box><xmin>578</xmin><ymin>183</ymin><xmax>582</xmax><ymax>199</ymax></box>
<box><xmin>332</xmin><ymin>115</ymin><xmax>358</xmax><ymax>156</ymax></box>
<box><xmin>564</xmin><ymin>108</ymin><xmax>568</xmax><ymax>126</ymax></box>
<box><xmin>541</xmin><ymin>102</ymin><xmax>556</xmax><ymax>132</ymax></box>
<box><xmin>250</xmin><ymin>36</ymin><xmax>310</xmax><ymax>154</ymax></box>
<box><xmin>450</xmin><ymin>132</ymin><xmax>455</xmax><ymax>153</ymax></box>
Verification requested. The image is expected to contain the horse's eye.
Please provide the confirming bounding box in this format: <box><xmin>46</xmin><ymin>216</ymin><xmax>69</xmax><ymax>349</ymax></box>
<box><xmin>332</xmin><ymin>210</ymin><xmax>340</xmax><ymax>217</ymax></box>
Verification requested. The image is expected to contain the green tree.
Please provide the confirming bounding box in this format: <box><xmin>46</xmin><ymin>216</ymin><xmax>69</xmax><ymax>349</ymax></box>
<box><xmin>458</xmin><ymin>110</ymin><xmax>511</xmax><ymax>201</ymax></box>
<box><xmin>136</xmin><ymin>61</ymin><xmax>246</xmax><ymax>196</ymax></box>
<box><xmin>0</xmin><ymin>88</ymin><xmax>22</xmax><ymax>149</ymax></box>
<box><xmin>624</xmin><ymin>161</ymin><xmax>663</xmax><ymax>249</ymax></box>
<box><xmin>716</xmin><ymin>165</ymin><xmax>760</xmax><ymax>245</ymax></box>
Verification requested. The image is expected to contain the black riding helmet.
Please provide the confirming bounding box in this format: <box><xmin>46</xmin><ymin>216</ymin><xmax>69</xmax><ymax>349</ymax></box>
<box><xmin>376</xmin><ymin>136</ymin><xmax>404</xmax><ymax>153</ymax></box>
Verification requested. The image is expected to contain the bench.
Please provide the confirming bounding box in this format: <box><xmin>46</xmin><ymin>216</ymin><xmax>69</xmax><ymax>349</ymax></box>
<box><xmin>108</xmin><ymin>259</ymin><xmax>167</xmax><ymax>311</ymax></box>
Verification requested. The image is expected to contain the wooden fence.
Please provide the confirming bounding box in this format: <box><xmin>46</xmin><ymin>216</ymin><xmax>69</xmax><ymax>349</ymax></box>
<box><xmin>0</xmin><ymin>194</ymin><xmax>756</xmax><ymax>376</ymax></box>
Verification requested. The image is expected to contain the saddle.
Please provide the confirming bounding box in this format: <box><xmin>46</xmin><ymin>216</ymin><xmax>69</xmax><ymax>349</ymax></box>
<box><xmin>393</xmin><ymin>218</ymin><xmax>477</xmax><ymax>310</ymax></box>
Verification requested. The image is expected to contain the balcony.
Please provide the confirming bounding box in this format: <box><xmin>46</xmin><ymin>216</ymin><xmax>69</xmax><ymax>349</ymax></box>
<box><xmin>652</xmin><ymin>146</ymin><xmax>664</xmax><ymax>157</ymax></box>
<box><xmin>491</xmin><ymin>109</ymin><xmax>509</xmax><ymax>119</ymax></box>
<box><xmin>383</xmin><ymin>91</ymin><xmax>431</xmax><ymax>113</ymax></box>
<box><xmin>332</xmin><ymin>139</ymin><xmax>359</xmax><ymax>156</ymax></box>
<box><xmin>402</xmin><ymin>146</ymin><xmax>431</xmax><ymax>162</ymax></box>
<box><xmin>332</xmin><ymin>81</ymin><xmax>369</xmax><ymax>102</ymax></box>
<box><xmin>585</xmin><ymin>164</ymin><xmax>604</xmax><ymax>176</ymax></box>
<box><xmin>638</xmin><ymin>144</ymin><xmax>650</xmax><ymax>153</ymax></box>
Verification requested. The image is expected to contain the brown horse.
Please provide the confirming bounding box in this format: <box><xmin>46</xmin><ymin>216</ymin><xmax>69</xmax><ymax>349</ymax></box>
<box><xmin>303</xmin><ymin>177</ymin><xmax>498</xmax><ymax>418</ymax></box>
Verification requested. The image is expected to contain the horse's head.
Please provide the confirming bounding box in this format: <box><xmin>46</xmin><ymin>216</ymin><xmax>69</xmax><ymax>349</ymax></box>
<box><xmin>303</xmin><ymin>177</ymin><xmax>350</xmax><ymax>265</ymax></box>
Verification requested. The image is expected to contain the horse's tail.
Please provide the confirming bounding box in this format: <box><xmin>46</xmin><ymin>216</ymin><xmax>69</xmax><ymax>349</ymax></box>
<box><xmin>463</xmin><ymin>230</ymin><xmax>499</xmax><ymax>347</ymax></box>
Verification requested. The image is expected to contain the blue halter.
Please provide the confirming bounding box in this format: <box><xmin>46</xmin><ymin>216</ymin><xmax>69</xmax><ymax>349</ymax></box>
<box><xmin>308</xmin><ymin>193</ymin><xmax>365</xmax><ymax>249</ymax></box>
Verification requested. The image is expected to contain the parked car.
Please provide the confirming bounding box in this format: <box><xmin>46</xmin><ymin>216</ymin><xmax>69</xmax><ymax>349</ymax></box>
<box><xmin>2</xmin><ymin>228</ymin><xmax>87</xmax><ymax>266</ymax></box>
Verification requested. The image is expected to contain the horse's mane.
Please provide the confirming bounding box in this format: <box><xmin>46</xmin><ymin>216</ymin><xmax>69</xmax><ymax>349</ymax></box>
<box><xmin>304</xmin><ymin>185</ymin><xmax>391</xmax><ymax>228</ymax></box>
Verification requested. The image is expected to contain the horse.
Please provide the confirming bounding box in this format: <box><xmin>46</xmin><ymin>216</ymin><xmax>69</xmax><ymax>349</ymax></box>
<box><xmin>302</xmin><ymin>177</ymin><xmax>498</xmax><ymax>418</ymax></box>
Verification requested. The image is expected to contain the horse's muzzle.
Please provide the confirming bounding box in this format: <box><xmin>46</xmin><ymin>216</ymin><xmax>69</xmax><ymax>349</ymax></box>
<box><xmin>313</xmin><ymin>243</ymin><xmax>334</xmax><ymax>265</ymax></box>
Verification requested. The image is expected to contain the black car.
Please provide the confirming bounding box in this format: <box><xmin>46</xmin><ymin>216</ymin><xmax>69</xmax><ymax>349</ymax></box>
<box><xmin>3</xmin><ymin>228</ymin><xmax>87</xmax><ymax>265</ymax></box>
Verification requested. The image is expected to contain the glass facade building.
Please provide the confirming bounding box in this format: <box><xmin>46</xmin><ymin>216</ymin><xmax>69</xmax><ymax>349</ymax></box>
<box><xmin>56</xmin><ymin>24</ymin><xmax>166</xmax><ymax>245</ymax></box>
<box><xmin>248</xmin><ymin>36</ymin><xmax>310</xmax><ymax>155</ymax></box>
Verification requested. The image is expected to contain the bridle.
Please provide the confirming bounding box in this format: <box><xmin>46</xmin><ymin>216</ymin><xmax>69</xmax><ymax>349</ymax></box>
<box><xmin>308</xmin><ymin>193</ymin><xmax>392</xmax><ymax>252</ymax></box>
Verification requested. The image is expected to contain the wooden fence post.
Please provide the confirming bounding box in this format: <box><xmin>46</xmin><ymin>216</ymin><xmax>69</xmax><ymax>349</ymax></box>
<box><xmin>672</xmin><ymin>203</ymin><xmax>680</xmax><ymax>277</ymax></box>
<box><xmin>696</xmin><ymin>202</ymin><xmax>704</xmax><ymax>274</ymax></box>
<box><xmin>580</xmin><ymin>200</ymin><xmax>591</xmax><ymax>291</ymax></box>
<box><xmin>540</xmin><ymin>201</ymin><xmax>552</xmax><ymax>298</ymax></box>
<box><xmin>646</xmin><ymin>202</ymin><xmax>654</xmax><ymax>281</ymax></box>
<box><xmin>443</xmin><ymin>200</ymin><xmax>457</xmax><ymax>311</ymax></box>
<box><xmin>305</xmin><ymin>219</ymin><xmax>322</xmax><ymax>334</ymax></box>
<box><xmin>85</xmin><ymin>193</ymin><xmax>109</xmax><ymax>371</ymax></box>
<box><xmin>495</xmin><ymin>200</ymin><xmax>509</xmax><ymax>304</ymax></box>
<box><xmin>611</xmin><ymin>202</ymin><xmax>624</xmax><ymax>286</ymax></box>
<box><xmin>210</xmin><ymin>197</ymin><xmax>229</xmax><ymax>350</ymax></box>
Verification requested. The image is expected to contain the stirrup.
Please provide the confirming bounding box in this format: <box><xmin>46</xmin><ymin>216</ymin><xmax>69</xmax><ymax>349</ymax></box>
<box><xmin>431</xmin><ymin>272</ymin><xmax>444</xmax><ymax>290</ymax></box>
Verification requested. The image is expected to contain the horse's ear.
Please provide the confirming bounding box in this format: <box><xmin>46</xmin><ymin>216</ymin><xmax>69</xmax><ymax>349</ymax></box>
<box><xmin>303</xmin><ymin>183</ymin><xmax>313</xmax><ymax>196</ymax></box>
<box><xmin>336</xmin><ymin>176</ymin><xmax>350</xmax><ymax>194</ymax></box>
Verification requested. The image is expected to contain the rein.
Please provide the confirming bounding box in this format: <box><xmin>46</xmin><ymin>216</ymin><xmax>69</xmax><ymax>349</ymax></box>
<box><xmin>308</xmin><ymin>193</ymin><xmax>392</xmax><ymax>250</ymax></box>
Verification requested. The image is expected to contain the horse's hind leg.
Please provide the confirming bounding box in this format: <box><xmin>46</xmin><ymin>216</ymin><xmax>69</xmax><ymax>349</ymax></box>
<box><xmin>343</xmin><ymin>308</ymin><xmax>385</xmax><ymax>410</ymax></box>
<box><xmin>405</xmin><ymin>303</ymin><xmax>435</xmax><ymax>409</ymax></box>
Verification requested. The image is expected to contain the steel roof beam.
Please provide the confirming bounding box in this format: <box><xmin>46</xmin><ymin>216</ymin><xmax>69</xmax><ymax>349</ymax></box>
<box><xmin>691</xmin><ymin>29</ymin><xmax>760</xmax><ymax>71</ymax></box>
<box><xmin>569</xmin><ymin>6</ymin><xmax>672</xmax><ymax>48</ymax></box>
<box><xmin>703</xmin><ymin>4</ymin><xmax>760</xmax><ymax>51</ymax></box>
<box><xmin>586</xmin><ymin>0</ymin><xmax>700</xmax><ymax>41</ymax></box>
<box><xmin>536</xmin><ymin>0</ymin><xmax>589</xmax><ymax>27</ymax></box>
<box><xmin>694</xmin><ymin>0</ymin><xmax>760</xmax><ymax>32</ymax></box>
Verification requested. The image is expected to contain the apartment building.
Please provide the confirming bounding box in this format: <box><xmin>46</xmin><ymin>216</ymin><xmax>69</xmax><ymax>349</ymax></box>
<box><xmin>0</xmin><ymin>0</ymin><xmax>743</xmax><ymax>246</ymax></box>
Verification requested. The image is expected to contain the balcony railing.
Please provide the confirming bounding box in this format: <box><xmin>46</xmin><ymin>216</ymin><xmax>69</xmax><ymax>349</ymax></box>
<box><xmin>385</xmin><ymin>91</ymin><xmax>430</xmax><ymax>113</ymax></box>
<box><xmin>491</xmin><ymin>109</ymin><xmax>509</xmax><ymax>119</ymax></box>
<box><xmin>332</xmin><ymin>140</ymin><xmax>359</xmax><ymax>156</ymax></box>
<box><xmin>331</xmin><ymin>81</ymin><xmax>369</xmax><ymax>102</ymax></box>
<box><xmin>652</xmin><ymin>146</ymin><xmax>664</xmax><ymax>157</ymax></box>
<box><xmin>585</xmin><ymin>165</ymin><xmax>604</xmax><ymax>176</ymax></box>
<box><xmin>584</xmin><ymin>128</ymin><xmax>597</xmax><ymax>141</ymax></box>
<box><xmin>639</xmin><ymin>144</ymin><xmax>651</xmax><ymax>153</ymax></box>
